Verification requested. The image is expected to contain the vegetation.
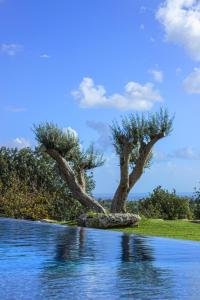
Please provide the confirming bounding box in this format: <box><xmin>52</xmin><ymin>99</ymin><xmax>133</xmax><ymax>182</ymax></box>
<box><xmin>34</xmin><ymin>123</ymin><xmax>106</xmax><ymax>213</ymax></box>
<box><xmin>34</xmin><ymin>109</ymin><xmax>173</xmax><ymax>214</ymax></box>
<box><xmin>0</xmin><ymin>147</ymin><xmax>91</xmax><ymax>220</ymax></box>
<box><xmin>2</xmin><ymin>107</ymin><xmax>200</xmax><ymax>244</ymax></box>
<box><xmin>190</xmin><ymin>185</ymin><xmax>200</xmax><ymax>219</ymax></box>
<box><xmin>115</xmin><ymin>219</ymin><xmax>200</xmax><ymax>242</ymax></box>
<box><xmin>110</xmin><ymin>108</ymin><xmax>173</xmax><ymax>212</ymax></box>
<box><xmin>126</xmin><ymin>186</ymin><xmax>192</xmax><ymax>220</ymax></box>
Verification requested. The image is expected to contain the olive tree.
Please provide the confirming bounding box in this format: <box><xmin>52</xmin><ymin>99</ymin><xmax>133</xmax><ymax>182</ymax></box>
<box><xmin>34</xmin><ymin>109</ymin><xmax>173</xmax><ymax>214</ymax></box>
<box><xmin>110</xmin><ymin>109</ymin><xmax>173</xmax><ymax>212</ymax></box>
<box><xmin>34</xmin><ymin>123</ymin><xmax>106</xmax><ymax>213</ymax></box>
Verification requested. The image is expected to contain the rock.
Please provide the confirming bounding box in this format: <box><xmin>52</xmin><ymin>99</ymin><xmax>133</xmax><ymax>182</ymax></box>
<box><xmin>190</xmin><ymin>220</ymin><xmax>200</xmax><ymax>224</ymax></box>
<box><xmin>77</xmin><ymin>213</ymin><xmax>141</xmax><ymax>229</ymax></box>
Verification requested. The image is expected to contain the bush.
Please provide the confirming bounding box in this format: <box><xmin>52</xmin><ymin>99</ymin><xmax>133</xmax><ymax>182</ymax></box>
<box><xmin>0</xmin><ymin>175</ymin><xmax>86</xmax><ymax>220</ymax></box>
<box><xmin>190</xmin><ymin>185</ymin><xmax>200</xmax><ymax>220</ymax></box>
<box><xmin>0</xmin><ymin>147</ymin><xmax>90</xmax><ymax>221</ymax></box>
<box><xmin>127</xmin><ymin>186</ymin><xmax>192</xmax><ymax>220</ymax></box>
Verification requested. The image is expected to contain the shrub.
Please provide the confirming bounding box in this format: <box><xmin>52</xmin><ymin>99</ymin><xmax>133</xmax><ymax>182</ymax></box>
<box><xmin>0</xmin><ymin>147</ymin><xmax>90</xmax><ymax>221</ymax></box>
<box><xmin>127</xmin><ymin>186</ymin><xmax>192</xmax><ymax>220</ymax></box>
<box><xmin>0</xmin><ymin>175</ymin><xmax>86</xmax><ymax>220</ymax></box>
<box><xmin>190</xmin><ymin>185</ymin><xmax>200</xmax><ymax>219</ymax></box>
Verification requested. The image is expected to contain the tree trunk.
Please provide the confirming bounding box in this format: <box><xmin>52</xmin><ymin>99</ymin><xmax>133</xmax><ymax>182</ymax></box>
<box><xmin>111</xmin><ymin>135</ymin><xmax>165</xmax><ymax>213</ymax></box>
<box><xmin>110</xmin><ymin>185</ymin><xmax>128</xmax><ymax>213</ymax></box>
<box><xmin>77</xmin><ymin>169</ymin><xmax>86</xmax><ymax>191</ymax></box>
<box><xmin>128</xmin><ymin>135</ymin><xmax>164</xmax><ymax>192</ymax></box>
<box><xmin>111</xmin><ymin>152</ymin><xmax>129</xmax><ymax>213</ymax></box>
<box><xmin>47</xmin><ymin>149</ymin><xmax>106</xmax><ymax>213</ymax></box>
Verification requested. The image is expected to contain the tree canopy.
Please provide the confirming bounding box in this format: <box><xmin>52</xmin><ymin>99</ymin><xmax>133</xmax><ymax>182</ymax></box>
<box><xmin>33</xmin><ymin>108</ymin><xmax>173</xmax><ymax>213</ymax></box>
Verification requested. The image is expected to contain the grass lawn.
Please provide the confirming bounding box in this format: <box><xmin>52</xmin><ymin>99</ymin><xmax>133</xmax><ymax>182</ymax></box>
<box><xmin>43</xmin><ymin>218</ymin><xmax>200</xmax><ymax>242</ymax></box>
<box><xmin>114</xmin><ymin>219</ymin><xmax>200</xmax><ymax>242</ymax></box>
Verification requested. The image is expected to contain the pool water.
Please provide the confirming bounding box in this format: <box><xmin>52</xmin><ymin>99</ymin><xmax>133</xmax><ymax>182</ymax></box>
<box><xmin>0</xmin><ymin>217</ymin><xmax>200</xmax><ymax>300</ymax></box>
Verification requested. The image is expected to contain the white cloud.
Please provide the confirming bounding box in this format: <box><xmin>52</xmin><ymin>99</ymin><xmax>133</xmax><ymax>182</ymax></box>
<box><xmin>86</xmin><ymin>120</ymin><xmax>111</xmax><ymax>150</ymax></box>
<box><xmin>13</xmin><ymin>137</ymin><xmax>30</xmax><ymax>149</ymax></box>
<box><xmin>154</xmin><ymin>146</ymin><xmax>200</xmax><ymax>162</ymax></box>
<box><xmin>5</xmin><ymin>106</ymin><xmax>26</xmax><ymax>113</ymax></box>
<box><xmin>153</xmin><ymin>150</ymin><xmax>168</xmax><ymax>162</ymax></box>
<box><xmin>40</xmin><ymin>54</ymin><xmax>51</xmax><ymax>59</ymax></box>
<box><xmin>156</xmin><ymin>0</ymin><xmax>200</xmax><ymax>61</ymax></box>
<box><xmin>63</xmin><ymin>126</ymin><xmax>78</xmax><ymax>138</ymax></box>
<box><xmin>72</xmin><ymin>77</ymin><xmax>162</xmax><ymax>111</ymax></box>
<box><xmin>183</xmin><ymin>67</ymin><xmax>200</xmax><ymax>93</ymax></box>
<box><xmin>171</xmin><ymin>146</ymin><xmax>200</xmax><ymax>160</ymax></box>
<box><xmin>149</xmin><ymin>69</ymin><xmax>163</xmax><ymax>82</ymax></box>
<box><xmin>1</xmin><ymin>43</ymin><xmax>23</xmax><ymax>56</ymax></box>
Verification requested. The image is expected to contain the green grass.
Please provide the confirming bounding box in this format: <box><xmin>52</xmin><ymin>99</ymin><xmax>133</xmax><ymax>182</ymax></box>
<box><xmin>42</xmin><ymin>219</ymin><xmax>77</xmax><ymax>226</ymax></box>
<box><xmin>114</xmin><ymin>219</ymin><xmax>200</xmax><ymax>241</ymax></box>
<box><xmin>43</xmin><ymin>218</ymin><xmax>200</xmax><ymax>242</ymax></box>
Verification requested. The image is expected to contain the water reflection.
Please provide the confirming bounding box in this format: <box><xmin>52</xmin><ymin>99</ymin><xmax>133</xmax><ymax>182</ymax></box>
<box><xmin>39</xmin><ymin>228</ymin><xmax>174</xmax><ymax>299</ymax></box>
<box><xmin>121</xmin><ymin>233</ymin><xmax>154</xmax><ymax>262</ymax></box>
<box><xmin>1</xmin><ymin>218</ymin><xmax>200</xmax><ymax>300</ymax></box>
<box><xmin>118</xmin><ymin>234</ymin><xmax>174</xmax><ymax>299</ymax></box>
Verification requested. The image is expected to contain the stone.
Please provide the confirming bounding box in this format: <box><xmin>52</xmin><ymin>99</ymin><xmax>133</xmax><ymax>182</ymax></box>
<box><xmin>77</xmin><ymin>213</ymin><xmax>141</xmax><ymax>229</ymax></box>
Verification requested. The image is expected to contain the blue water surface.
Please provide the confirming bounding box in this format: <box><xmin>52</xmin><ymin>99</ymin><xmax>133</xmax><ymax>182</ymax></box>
<box><xmin>0</xmin><ymin>217</ymin><xmax>199</xmax><ymax>300</ymax></box>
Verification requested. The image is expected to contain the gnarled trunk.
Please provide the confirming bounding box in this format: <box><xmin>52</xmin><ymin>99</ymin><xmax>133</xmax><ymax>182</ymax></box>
<box><xmin>111</xmin><ymin>186</ymin><xmax>128</xmax><ymax>213</ymax></box>
<box><xmin>77</xmin><ymin>169</ymin><xmax>86</xmax><ymax>192</ymax></box>
<box><xmin>111</xmin><ymin>135</ymin><xmax>164</xmax><ymax>213</ymax></box>
<box><xmin>111</xmin><ymin>151</ymin><xmax>129</xmax><ymax>213</ymax></box>
<box><xmin>47</xmin><ymin>149</ymin><xmax>106</xmax><ymax>214</ymax></box>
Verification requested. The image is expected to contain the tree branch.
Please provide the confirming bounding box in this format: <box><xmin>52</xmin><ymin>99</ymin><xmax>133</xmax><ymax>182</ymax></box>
<box><xmin>46</xmin><ymin>149</ymin><xmax>106</xmax><ymax>213</ymax></box>
<box><xmin>128</xmin><ymin>133</ymin><xmax>165</xmax><ymax>191</ymax></box>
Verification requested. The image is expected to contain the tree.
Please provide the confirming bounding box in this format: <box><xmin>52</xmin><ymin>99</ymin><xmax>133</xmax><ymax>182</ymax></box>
<box><xmin>34</xmin><ymin>109</ymin><xmax>173</xmax><ymax>214</ymax></box>
<box><xmin>34</xmin><ymin>124</ymin><xmax>106</xmax><ymax>213</ymax></box>
<box><xmin>0</xmin><ymin>147</ymin><xmax>95</xmax><ymax>220</ymax></box>
<box><xmin>110</xmin><ymin>109</ymin><xmax>173</xmax><ymax>212</ymax></box>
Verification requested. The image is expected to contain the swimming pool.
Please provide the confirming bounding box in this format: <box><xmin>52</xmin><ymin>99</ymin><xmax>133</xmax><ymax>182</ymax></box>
<box><xmin>0</xmin><ymin>217</ymin><xmax>199</xmax><ymax>299</ymax></box>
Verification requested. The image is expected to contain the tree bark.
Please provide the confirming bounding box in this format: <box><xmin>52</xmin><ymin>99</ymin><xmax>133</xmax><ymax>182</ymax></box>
<box><xmin>47</xmin><ymin>149</ymin><xmax>106</xmax><ymax>213</ymax></box>
<box><xmin>111</xmin><ymin>134</ymin><xmax>165</xmax><ymax>213</ymax></box>
<box><xmin>111</xmin><ymin>150</ymin><xmax>130</xmax><ymax>213</ymax></box>
<box><xmin>77</xmin><ymin>169</ymin><xmax>86</xmax><ymax>192</ymax></box>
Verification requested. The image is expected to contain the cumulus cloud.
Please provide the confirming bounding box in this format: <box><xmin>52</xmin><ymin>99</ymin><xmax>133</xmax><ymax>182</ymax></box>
<box><xmin>63</xmin><ymin>126</ymin><xmax>78</xmax><ymax>138</ymax></box>
<box><xmin>13</xmin><ymin>138</ymin><xmax>30</xmax><ymax>149</ymax></box>
<box><xmin>1</xmin><ymin>43</ymin><xmax>23</xmax><ymax>56</ymax></box>
<box><xmin>86</xmin><ymin>120</ymin><xmax>111</xmax><ymax>150</ymax></box>
<box><xmin>149</xmin><ymin>69</ymin><xmax>163</xmax><ymax>82</ymax></box>
<box><xmin>183</xmin><ymin>67</ymin><xmax>200</xmax><ymax>93</ymax></box>
<box><xmin>156</xmin><ymin>0</ymin><xmax>200</xmax><ymax>61</ymax></box>
<box><xmin>72</xmin><ymin>77</ymin><xmax>162</xmax><ymax>111</ymax></box>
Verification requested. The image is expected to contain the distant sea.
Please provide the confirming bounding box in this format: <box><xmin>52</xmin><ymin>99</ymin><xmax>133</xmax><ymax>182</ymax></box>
<box><xmin>94</xmin><ymin>192</ymin><xmax>193</xmax><ymax>201</ymax></box>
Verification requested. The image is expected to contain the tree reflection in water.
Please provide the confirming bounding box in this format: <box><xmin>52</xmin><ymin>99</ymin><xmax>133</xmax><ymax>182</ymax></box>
<box><xmin>118</xmin><ymin>233</ymin><xmax>174</xmax><ymax>299</ymax></box>
<box><xmin>39</xmin><ymin>228</ymin><xmax>174</xmax><ymax>300</ymax></box>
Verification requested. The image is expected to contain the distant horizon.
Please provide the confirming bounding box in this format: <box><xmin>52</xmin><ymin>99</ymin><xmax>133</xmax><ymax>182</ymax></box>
<box><xmin>94</xmin><ymin>191</ymin><xmax>194</xmax><ymax>200</ymax></box>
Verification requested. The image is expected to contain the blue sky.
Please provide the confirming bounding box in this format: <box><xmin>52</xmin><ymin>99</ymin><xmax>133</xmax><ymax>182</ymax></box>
<box><xmin>1</xmin><ymin>0</ymin><xmax>200</xmax><ymax>194</ymax></box>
